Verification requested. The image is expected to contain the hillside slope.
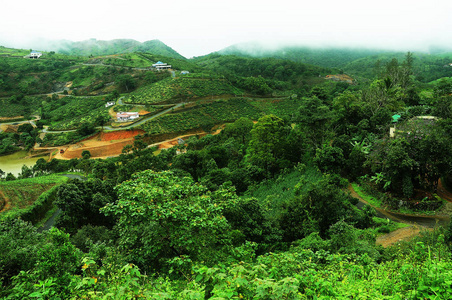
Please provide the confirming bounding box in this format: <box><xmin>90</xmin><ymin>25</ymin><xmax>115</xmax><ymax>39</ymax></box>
<box><xmin>56</xmin><ymin>39</ymin><xmax>186</xmax><ymax>59</ymax></box>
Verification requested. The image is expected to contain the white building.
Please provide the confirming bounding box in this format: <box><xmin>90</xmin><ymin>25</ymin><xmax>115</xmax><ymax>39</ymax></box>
<box><xmin>24</xmin><ymin>51</ymin><xmax>42</xmax><ymax>59</ymax></box>
<box><xmin>152</xmin><ymin>61</ymin><xmax>172</xmax><ymax>70</ymax></box>
<box><xmin>116</xmin><ymin>112</ymin><xmax>139</xmax><ymax>122</ymax></box>
<box><xmin>105</xmin><ymin>101</ymin><xmax>115</xmax><ymax>108</ymax></box>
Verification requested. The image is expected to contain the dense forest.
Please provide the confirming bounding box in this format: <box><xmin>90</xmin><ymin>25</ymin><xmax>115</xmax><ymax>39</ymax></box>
<box><xmin>1</xmin><ymin>43</ymin><xmax>452</xmax><ymax>299</ymax></box>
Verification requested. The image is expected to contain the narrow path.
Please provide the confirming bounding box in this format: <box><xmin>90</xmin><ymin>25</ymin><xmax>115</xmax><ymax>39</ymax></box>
<box><xmin>0</xmin><ymin>190</ymin><xmax>10</xmax><ymax>212</ymax></box>
<box><xmin>376</xmin><ymin>226</ymin><xmax>433</xmax><ymax>248</ymax></box>
<box><xmin>348</xmin><ymin>184</ymin><xmax>449</xmax><ymax>247</ymax></box>
<box><xmin>348</xmin><ymin>184</ymin><xmax>449</xmax><ymax>228</ymax></box>
<box><xmin>437</xmin><ymin>179</ymin><xmax>452</xmax><ymax>202</ymax></box>
<box><xmin>37</xmin><ymin>174</ymin><xmax>85</xmax><ymax>232</ymax></box>
<box><xmin>103</xmin><ymin>102</ymin><xmax>185</xmax><ymax>131</ymax></box>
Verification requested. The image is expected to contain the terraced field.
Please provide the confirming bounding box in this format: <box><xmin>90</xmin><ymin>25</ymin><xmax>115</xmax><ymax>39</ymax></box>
<box><xmin>124</xmin><ymin>76</ymin><xmax>243</xmax><ymax>104</ymax></box>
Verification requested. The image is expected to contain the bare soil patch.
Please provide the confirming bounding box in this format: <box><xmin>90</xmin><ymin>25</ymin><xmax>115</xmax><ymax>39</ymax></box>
<box><xmin>0</xmin><ymin>190</ymin><xmax>9</xmax><ymax>212</ymax></box>
<box><xmin>52</xmin><ymin>125</ymin><xmax>224</xmax><ymax>160</ymax></box>
<box><xmin>376</xmin><ymin>226</ymin><xmax>433</xmax><ymax>248</ymax></box>
<box><xmin>100</xmin><ymin>130</ymin><xmax>144</xmax><ymax>141</ymax></box>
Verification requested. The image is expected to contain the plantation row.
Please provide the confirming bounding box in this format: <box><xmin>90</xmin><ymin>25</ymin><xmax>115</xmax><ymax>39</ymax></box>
<box><xmin>138</xmin><ymin>97</ymin><xmax>303</xmax><ymax>135</ymax></box>
<box><xmin>0</xmin><ymin>174</ymin><xmax>66</xmax><ymax>214</ymax></box>
<box><xmin>0</xmin><ymin>95</ymin><xmax>45</xmax><ymax>117</ymax></box>
<box><xmin>40</xmin><ymin>96</ymin><xmax>109</xmax><ymax>131</ymax></box>
<box><xmin>139</xmin><ymin>98</ymin><xmax>260</xmax><ymax>134</ymax></box>
<box><xmin>124</xmin><ymin>77</ymin><xmax>243</xmax><ymax>105</ymax></box>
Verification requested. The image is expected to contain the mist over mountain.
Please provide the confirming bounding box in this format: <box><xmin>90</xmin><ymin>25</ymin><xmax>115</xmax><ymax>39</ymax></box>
<box><xmin>19</xmin><ymin>38</ymin><xmax>186</xmax><ymax>60</ymax></box>
<box><xmin>218</xmin><ymin>41</ymin><xmax>404</xmax><ymax>68</ymax></box>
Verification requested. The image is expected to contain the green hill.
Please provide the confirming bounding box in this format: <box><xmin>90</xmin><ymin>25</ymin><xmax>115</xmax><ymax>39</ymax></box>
<box><xmin>0</xmin><ymin>46</ymin><xmax>30</xmax><ymax>57</ymax></box>
<box><xmin>124</xmin><ymin>74</ymin><xmax>243</xmax><ymax>105</ymax></box>
<box><xmin>217</xmin><ymin>43</ymin><xmax>452</xmax><ymax>83</ymax></box>
<box><xmin>56</xmin><ymin>38</ymin><xmax>186</xmax><ymax>59</ymax></box>
<box><xmin>138</xmin><ymin>97</ymin><xmax>303</xmax><ymax>135</ymax></box>
<box><xmin>218</xmin><ymin>42</ymin><xmax>392</xmax><ymax>68</ymax></box>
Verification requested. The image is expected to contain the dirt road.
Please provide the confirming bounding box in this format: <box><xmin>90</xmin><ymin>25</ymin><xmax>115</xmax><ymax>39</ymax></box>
<box><xmin>348</xmin><ymin>184</ymin><xmax>449</xmax><ymax>247</ymax></box>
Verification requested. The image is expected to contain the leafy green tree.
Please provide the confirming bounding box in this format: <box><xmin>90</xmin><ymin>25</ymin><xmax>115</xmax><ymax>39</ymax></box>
<box><xmin>19</xmin><ymin>165</ymin><xmax>33</xmax><ymax>179</ymax></box>
<box><xmin>17</xmin><ymin>123</ymin><xmax>34</xmax><ymax>133</ymax></box>
<box><xmin>0</xmin><ymin>219</ymin><xmax>43</xmax><ymax>287</ymax></box>
<box><xmin>415</xmin><ymin>123</ymin><xmax>452</xmax><ymax>192</ymax></box>
<box><xmin>295</xmin><ymin>96</ymin><xmax>335</xmax><ymax>148</ymax></box>
<box><xmin>368</xmin><ymin>138</ymin><xmax>416</xmax><ymax>197</ymax></box>
<box><xmin>246</xmin><ymin>114</ymin><xmax>289</xmax><ymax>175</ymax></box>
<box><xmin>171</xmin><ymin>150</ymin><xmax>206</xmax><ymax>180</ymax></box>
<box><xmin>241</xmin><ymin>76</ymin><xmax>272</xmax><ymax>95</ymax></box>
<box><xmin>111</xmin><ymin>90</ymin><xmax>120</xmax><ymax>100</ymax></box>
<box><xmin>280</xmin><ymin>179</ymin><xmax>356</xmax><ymax>240</ymax></box>
<box><xmin>55</xmin><ymin>179</ymin><xmax>116</xmax><ymax>233</ymax></box>
<box><xmin>76</xmin><ymin>122</ymin><xmax>96</xmax><ymax>137</ymax></box>
<box><xmin>222</xmin><ymin>197</ymin><xmax>281</xmax><ymax>249</ymax></box>
<box><xmin>101</xmin><ymin>170</ymin><xmax>235</xmax><ymax>271</ymax></box>
<box><xmin>314</xmin><ymin>145</ymin><xmax>345</xmax><ymax>174</ymax></box>
<box><xmin>5</xmin><ymin>172</ymin><xmax>16</xmax><ymax>181</ymax></box>
<box><xmin>433</xmin><ymin>95</ymin><xmax>452</xmax><ymax>119</ymax></box>
<box><xmin>81</xmin><ymin>150</ymin><xmax>91</xmax><ymax>160</ymax></box>
<box><xmin>116</xmin><ymin>74</ymin><xmax>136</xmax><ymax>92</ymax></box>
<box><xmin>95</xmin><ymin>115</ymin><xmax>110</xmax><ymax>129</ymax></box>
<box><xmin>33</xmin><ymin>228</ymin><xmax>81</xmax><ymax>295</ymax></box>
<box><xmin>362</xmin><ymin>79</ymin><xmax>404</xmax><ymax>119</ymax></box>
<box><xmin>222</xmin><ymin>117</ymin><xmax>254</xmax><ymax>145</ymax></box>
<box><xmin>332</xmin><ymin>91</ymin><xmax>366</xmax><ymax>131</ymax></box>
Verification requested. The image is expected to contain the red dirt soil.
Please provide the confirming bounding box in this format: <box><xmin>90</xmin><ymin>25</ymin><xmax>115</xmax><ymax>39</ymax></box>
<box><xmin>99</xmin><ymin>130</ymin><xmax>145</xmax><ymax>141</ymax></box>
<box><xmin>55</xmin><ymin>127</ymin><xmax>224</xmax><ymax>160</ymax></box>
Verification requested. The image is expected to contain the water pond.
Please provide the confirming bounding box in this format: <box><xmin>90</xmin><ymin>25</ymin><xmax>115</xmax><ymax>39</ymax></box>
<box><xmin>0</xmin><ymin>151</ymin><xmax>48</xmax><ymax>177</ymax></box>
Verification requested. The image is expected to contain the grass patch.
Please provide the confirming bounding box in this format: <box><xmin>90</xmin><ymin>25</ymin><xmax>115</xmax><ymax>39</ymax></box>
<box><xmin>0</xmin><ymin>174</ymin><xmax>68</xmax><ymax>212</ymax></box>
<box><xmin>370</xmin><ymin>216</ymin><xmax>410</xmax><ymax>236</ymax></box>
<box><xmin>246</xmin><ymin>165</ymin><xmax>323</xmax><ymax>219</ymax></box>
<box><xmin>34</xmin><ymin>204</ymin><xmax>58</xmax><ymax>228</ymax></box>
<box><xmin>351</xmin><ymin>182</ymin><xmax>443</xmax><ymax>216</ymax></box>
<box><xmin>351</xmin><ymin>182</ymin><xmax>383</xmax><ymax>207</ymax></box>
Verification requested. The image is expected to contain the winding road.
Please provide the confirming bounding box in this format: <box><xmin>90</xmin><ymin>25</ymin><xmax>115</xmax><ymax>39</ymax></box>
<box><xmin>37</xmin><ymin>174</ymin><xmax>85</xmax><ymax>232</ymax></box>
<box><xmin>349</xmin><ymin>184</ymin><xmax>450</xmax><ymax>228</ymax></box>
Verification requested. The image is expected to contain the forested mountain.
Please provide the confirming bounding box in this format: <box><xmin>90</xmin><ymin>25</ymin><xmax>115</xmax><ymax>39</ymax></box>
<box><xmin>218</xmin><ymin>42</ymin><xmax>392</xmax><ymax>68</ymax></box>
<box><xmin>56</xmin><ymin>38</ymin><xmax>186</xmax><ymax>59</ymax></box>
<box><xmin>218</xmin><ymin>42</ymin><xmax>452</xmax><ymax>83</ymax></box>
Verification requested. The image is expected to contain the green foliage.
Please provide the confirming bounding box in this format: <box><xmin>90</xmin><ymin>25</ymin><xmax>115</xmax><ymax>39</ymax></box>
<box><xmin>314</xmin><ymin>145</ymin><xmax>345</xmax><ymax>174</ymax></box>
<box><xmin>42</xmin><ymin>96</ymin><xmax>110</xmax><ymax>131</ymax></box>
<box><xmin>0</xmin><ymin>219</ymin><xmax>43</xmax><ymax>287</ymax></box>
<box><xmin>0</xmin><ymin>56</ymin><xmax>76</xmax><ymax>97</ymax></box>
<box><xmin>140</xmin><ymin>98</ymin><xmax>263</xmax><ymax>134</ymax></box>
<box><xmin>0</xmin><ymin>175</ymin><xmax>68</xmax><ymax>222</ymax></box>
<box><xmin>0</xmin><ymin>95</ymin><xmax>45</xmax><ymax>118</ymax></box>
<box><xmin>241</xmin><ymin>75</ymin><xmax>272</xmax><ymax>95</ymax></box>
<box><xmin>7</xmin><ymin>228</ymin><xmax>82</xmax><ymax>299</ymax></box>
<box><xmin>124</xmin><ymin>75</ymin><xmax>243</xmax><ymax>104</ymax></box>
<box><xmin>55</xmin><ymin>178</ymin><xmax>116</xmax><ymax>234</ymax></box>
<box><xmin>280</xmin><ymin>178</ymin><xmax>358</xmax><ymax>240</ymax></box>
<box><xmin>4</xmin><ymin>44</ymin><xmax>452</xmax><ymax>299</ymax></box>
<box><xmin>101</xmin><ymin>170</ymin><xmax>236</xmax><ymax>271</ymax></box>
<box><xmin>295</xmin><ymin>96</ymin><xmax>335</xmax><ymax>148</ymax></box>
<box><xmin>246</xmin><ymin>114</ymin><xmax>291</xmax><ymax>175</ymax></box>
<box><xmin>192</xmin><ymin>53</ymin><xmax>331</xmax><ymax>85</ymax></box>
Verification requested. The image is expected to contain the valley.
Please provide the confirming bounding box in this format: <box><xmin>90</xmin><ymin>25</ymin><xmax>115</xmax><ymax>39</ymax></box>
<box><xmin>2</xmin><ymin>41</ymin><xmax>452</xmax><ymax>299</ymax></box>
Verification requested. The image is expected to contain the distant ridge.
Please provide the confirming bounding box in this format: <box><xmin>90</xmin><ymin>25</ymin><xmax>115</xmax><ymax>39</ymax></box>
<box><xmin>218</xmin><ymin>41</ymin><xmax>395</xmax><ymax>68</ymax></box>
<box><xmin>56</xmin><ymin>38</ymin><xmax>186</xmax><ymax>59</ymax></box>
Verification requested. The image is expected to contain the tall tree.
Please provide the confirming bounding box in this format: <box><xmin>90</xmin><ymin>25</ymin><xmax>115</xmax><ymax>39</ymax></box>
<box><xmin>101</xmin><ymin>170</ymin><xmax>235</xmax><ymax>270</ymax></box>
<box><xmin>246</xmin><ymin>114</ymin><xmax>289</xmax><ymax>175</ymax></box>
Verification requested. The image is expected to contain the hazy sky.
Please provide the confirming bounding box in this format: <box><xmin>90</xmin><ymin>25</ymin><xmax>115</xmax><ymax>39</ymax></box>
<box><xmin>1</xmin><ymin>0</ymin><xmax>452</xmax><ymax>57</ymax></box>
